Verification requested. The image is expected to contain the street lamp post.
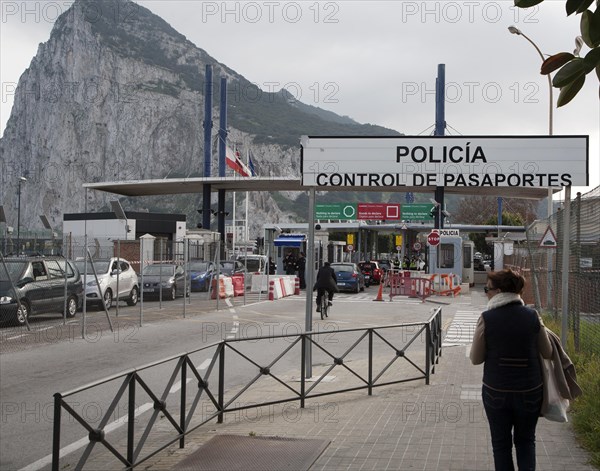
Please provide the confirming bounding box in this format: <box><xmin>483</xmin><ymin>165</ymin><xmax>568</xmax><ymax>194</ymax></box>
<box><xmin>508</xmin><ymin>26</ymin><xmax>554</xmax><ymax>217</ymax></box>
<box><xmin>16</xmin><ymin>176</ymin><xmax>27</xmax><ymax>253</ymax></box>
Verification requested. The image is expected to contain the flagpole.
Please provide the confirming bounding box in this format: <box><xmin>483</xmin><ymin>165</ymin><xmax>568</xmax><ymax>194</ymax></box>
<box><xmin>232</xmin><ymin>189</ymin><xmax>236</xmax><ymax>259</ymax></box>
<box><xmin>245</xmin><ymin>149</ymin><xmax>250</xmax><ymax>247</ymax></box>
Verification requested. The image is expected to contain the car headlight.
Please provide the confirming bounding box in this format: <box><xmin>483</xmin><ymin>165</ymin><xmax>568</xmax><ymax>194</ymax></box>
<box><xmin>1</xmin><ymin>296</ymin><xmax>14</xmax><ymax>304</ymax></box>
<box><xmin>161</xmin><ymin>278</ymin><xmax>175</xmax><ymax>287</ymax></box>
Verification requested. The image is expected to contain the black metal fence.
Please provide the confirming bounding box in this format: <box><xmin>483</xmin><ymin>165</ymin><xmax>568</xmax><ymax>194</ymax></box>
<box><xmin>52</xmin><ymin>308</ymin><xmax>442</xmax><ymax>470</ymax></box>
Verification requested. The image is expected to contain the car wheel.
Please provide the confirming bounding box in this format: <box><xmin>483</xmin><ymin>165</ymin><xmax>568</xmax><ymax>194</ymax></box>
<box><xmin>169</xmin><ymin>286</ymin><xmax>176</xmax><ymax>301</ymax></box>
<box><xmin>103</xmin><ymin>289</ymin><xmax>113</xmax><ymax>311</ymax></box>
<box><xmin>355</xmin><ymin>283</ymin><xmax>360</xmax><ymax>294</ymax></box>
<box><xmin>65</xmin><ymin>296</ymin><xmax>78</xmax><ymax>318</ymax></box>
<box><xmin>14</xmin><ymin>300</ymin><xmax>30</xmax><ymax>326</ymax></box>
<box><xmin>127</xmin><ymin>286</ymin><xmax>139</xmax><ymax>306</ymax></box>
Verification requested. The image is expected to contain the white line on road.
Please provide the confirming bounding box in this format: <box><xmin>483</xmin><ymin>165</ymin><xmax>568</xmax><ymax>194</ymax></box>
<box><xmin>20</xmin><ymin>357</ymin><xmax>212</xmax><ymax>471</ymax></box>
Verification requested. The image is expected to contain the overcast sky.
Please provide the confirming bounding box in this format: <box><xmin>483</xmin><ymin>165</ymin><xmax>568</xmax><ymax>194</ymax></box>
<box><xmin>1</xmin><ymin>0</ymin><xmax>598</xmax><ymax>198</ymax></box>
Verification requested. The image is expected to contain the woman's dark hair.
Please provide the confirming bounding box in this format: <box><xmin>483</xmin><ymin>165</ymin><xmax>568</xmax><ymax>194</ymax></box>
<box><xmin>487</xmin><ymin>269</ymin><xmax>525</xmax><ymax>294</ymax></box>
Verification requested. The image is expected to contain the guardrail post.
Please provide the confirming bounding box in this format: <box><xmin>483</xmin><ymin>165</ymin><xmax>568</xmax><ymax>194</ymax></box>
<box><xmin>127</xmin><ymin>373</ymin><xmax>136</xmax><ymax>466</ymax></box>
<box><xmin>300</xmin><ymin>334</ymin><xmax>306</xmax><ymax>408</ymax></box>
<box><xmin>52</xmin><ymin>393</ymin><xmax>62</xmax><ymax>471</ymax></box>
<box><xmin>368</xmin><ymin>329</ymin><xmax>373</xmax><ymax>396</ymax></box>
<box><xmin>425</xmin><ymin>324</ymin><xmax>431</xmax><ymax>385</ymax></box>
<box><xmin>218</xmin><ymin>344</ymin><xmax>225</xmax><ymax>423</ymax></box>
<box><xmin>180</xmin><ymin>359</ymin><xmax>187</xmax><ymax>448</ymax></box>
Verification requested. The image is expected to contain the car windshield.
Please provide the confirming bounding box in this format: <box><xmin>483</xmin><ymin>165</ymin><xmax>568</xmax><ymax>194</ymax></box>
<box><xmin>75</xmin><ymin>261</ymin><xmax>110</xmax><ymax>274</ymax></box>
<box><xmin>219</xmin><ymin>262</ymin><xmax>235</xmax><ymax>274</ymax></box>
<box><xmin>332</xmin><ymin>265</ymin><xmax>354</xmax><ymax>273</ymax></box>
<box><xmin>241</xmin><ymin>259</ymin><xmax>263</xmax><ymax>272</ymax></box>
<box><xmin>189</xmin><ymin>261</ymin><xmax>210</xmax><ymax>272</ymax></box>
<box><xmin>0</xmin><ymin>261</ymin><xmax>28</xmax><ymax>281</ymax></box>
<box><xmin>142</xmin><ymin>265</ymin><xmax>175</xmax><ymax>276</ymax></box>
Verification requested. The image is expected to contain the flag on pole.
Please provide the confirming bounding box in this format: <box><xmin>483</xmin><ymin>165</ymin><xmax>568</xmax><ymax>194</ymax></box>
<box><xmin>248</xmin><ymin>151</ymin><xmax>257</xmax><ymax>177</ymax></box>
<box><xmin>226</xmin><ymin>146</ymin><xmax>251</xmax><ymax>177</ymax></box>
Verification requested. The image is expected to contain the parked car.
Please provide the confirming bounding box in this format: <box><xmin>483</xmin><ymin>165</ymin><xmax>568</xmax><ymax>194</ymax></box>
<box><xmin>189</xmin><ymin>260</ymin><xmax>216</xmax><ymax>292</ymax></box>
<box><xmin>220</xmin><ymin>260</ymin><xmax>250</xmax><ymax>289</ymax></box>
<box><xmin>141</xmin><ymin>263</ymin><xmax>188</xmax><ymax>300</ymax></box>
<box><xmin>358</xmin><ymin>261</ymin><xmax>384</xmax><ymax>285</ymax></box>
<box><xmin>0</xmin><ymin>256</ymin><xmax>83</xmax><ymax>325</ymax></box>
<box><xmin>377</xmin><ymin>260</ymin><xmax>392</xmax><ymax>273</ymax></box>
<box><xmin>236</xmin><ymin>255</ymin><xmax>268</xmax><ymax>274</ymax></box>
<box><xmin>75</xmin><ymin>258</ymin><xmax>139</xmax><ymax>310</ymax></box>
<box><xmin>219</xmin><ymin>260</ymin><xmax>246</xmax><ymax>276</ymax></box>
<box><xmin>330</xmin><ymin>262</ymin><xmax>365</xmax><ymax>293</ymax></box>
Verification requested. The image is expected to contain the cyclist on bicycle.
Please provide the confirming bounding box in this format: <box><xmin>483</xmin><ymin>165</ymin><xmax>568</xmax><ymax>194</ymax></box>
<box><xmin>315</xmin><ymin>262</ymin><xmax>338</xmax><ymax>312</ymax></box>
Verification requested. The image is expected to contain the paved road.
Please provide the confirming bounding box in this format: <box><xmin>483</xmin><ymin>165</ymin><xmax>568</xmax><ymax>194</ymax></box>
<box><xmin>3</xmin><ymin>286</ymin><xmax>434</xmax><ymax>470</ymax></box>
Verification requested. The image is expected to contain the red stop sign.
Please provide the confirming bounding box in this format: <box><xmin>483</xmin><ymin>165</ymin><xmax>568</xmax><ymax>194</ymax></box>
<box><xmin>427</xmin><ymin>231</ymin><xmax>440</xmax><ymax>246</ymax></box>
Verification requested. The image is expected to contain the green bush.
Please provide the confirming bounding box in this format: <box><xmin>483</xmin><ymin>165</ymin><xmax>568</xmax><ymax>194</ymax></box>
<box><xmin>543</xmin><ymin>315</ymin><xmax>600</xmax><ymax>467</ymax></box>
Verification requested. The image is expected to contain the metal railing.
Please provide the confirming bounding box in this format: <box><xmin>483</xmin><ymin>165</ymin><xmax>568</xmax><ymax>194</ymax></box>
<box><xmin>52</xmin><ymin>308</ymin><xmax>442</xmax><ymax>470</ymax></box>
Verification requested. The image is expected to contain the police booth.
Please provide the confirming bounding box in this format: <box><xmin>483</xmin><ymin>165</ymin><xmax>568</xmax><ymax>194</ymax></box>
<box><xmin>273</xmin><ymin>233</ymin><xmax>306</xmax><ymax>274</ymax></box>
<box><xmin>428</xmin><ymin>229</ymin><xmax>464</xmax><ymax>281</ymax></box>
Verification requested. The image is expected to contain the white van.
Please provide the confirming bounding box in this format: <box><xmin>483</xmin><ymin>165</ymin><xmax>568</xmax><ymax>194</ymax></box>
<box><xmin>236</xmin><ymin>255</ymin><xmax>268</xmax><ymax>274</ymax></box>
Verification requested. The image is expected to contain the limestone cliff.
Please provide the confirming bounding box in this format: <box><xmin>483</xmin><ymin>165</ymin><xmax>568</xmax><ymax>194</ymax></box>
<box><xmin>0</xmin><ymin>0</ymin><xmax>400</xmax><ymax>238</ymax></box>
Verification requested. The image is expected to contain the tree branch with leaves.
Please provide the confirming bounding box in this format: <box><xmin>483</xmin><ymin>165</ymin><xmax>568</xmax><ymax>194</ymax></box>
<box><xmin>515</xmin><ymin>0</ymin><xmax>600</xmax><ymax>106</ymax></box>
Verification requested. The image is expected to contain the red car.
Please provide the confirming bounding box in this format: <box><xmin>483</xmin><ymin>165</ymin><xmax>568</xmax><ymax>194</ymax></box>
<box><xmin>358</xmin><ymin>261</ymin><xmax>383</xmax><ymax>285</ymax></box>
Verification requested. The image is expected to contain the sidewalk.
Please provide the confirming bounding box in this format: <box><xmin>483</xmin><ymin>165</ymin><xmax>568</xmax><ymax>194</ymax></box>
<box><xmin>94</xmin><ymin>290</ymin><xmax>595</xmax><ymax>470</ymax></box>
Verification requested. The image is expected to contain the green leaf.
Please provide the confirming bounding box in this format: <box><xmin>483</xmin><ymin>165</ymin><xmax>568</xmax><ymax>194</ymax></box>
<box><xmin>581</xmin><ymin>10</ymin><xmax>600</xmax><ymax>48</ymax></box>
<box><xmin>576</xmin><ymin>0</ymin><xmax>595</xmax><ymax>13</ymax></box>
<box><xmin>552</xmin><ymin>58</ymin><xmax>586</xmax><ymax>87</ymax></box>
<box><xmin>514</xmin><ymin>0</ymin><xmax>544</xmax><ymax>8</ymax></box>
<box><xmin>557</xmin><ymin>74</ymin><xmax>586</xmax><ymax>107</ymax></box>
<box><xmin>566</xmin><ymin>0</ymin><xmax>585</xmax><ymax>16</ymax></box>
<box><xmin>583</xmin><ymin>47</ymin><xmax>600</xmax><ymax>72</ymax></box>
<box><xmin>541</xmin><ymin>52</ymin><xmax>575</xmax><ymax>74</ymax></box>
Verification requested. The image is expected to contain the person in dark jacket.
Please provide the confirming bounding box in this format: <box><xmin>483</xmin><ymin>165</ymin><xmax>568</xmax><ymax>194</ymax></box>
<box><xmin>296</xmin><ymin>252</ymin><xmax>306</xmax><ymax>289</ymax></box>
<box><xmin>284</xmin><ymin>251</ymin><xmax>297</xmax><ymax>275</ymax></box>
<box><xmin>268</xmin><ymin>257</ymin><xmax>276</xmax><ymax>275</ymax></box>
<box><xmin>470</xmin><ymin>269</ymin><xmax>552</xmax><ymax>471</ymax></box>
<box><xmin>314</xmin><ymin>262</ymin><xmax>338</xmax><ymax>312</ymax></box>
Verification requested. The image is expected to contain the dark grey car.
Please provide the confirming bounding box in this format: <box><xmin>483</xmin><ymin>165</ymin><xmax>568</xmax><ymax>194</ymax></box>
<box><xmin>0</xmin><ymin>256</ymin><xmax>83</xmax><ymax>325</ymax></box>
<box><xmin>140</xmin><ymin>263</ymin><xmax>189</xmax><ymax>300</ymax></box>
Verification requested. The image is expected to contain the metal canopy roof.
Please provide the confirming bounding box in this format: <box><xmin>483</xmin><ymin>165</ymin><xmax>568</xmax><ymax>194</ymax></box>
<box><xmin>83</xmin><ymin>176</ymin><xmax>557</xmax><ymax>200</ymax></box>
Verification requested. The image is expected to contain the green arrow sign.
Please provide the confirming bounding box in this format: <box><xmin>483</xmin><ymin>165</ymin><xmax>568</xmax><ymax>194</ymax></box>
<box><xmin>315</xmin><ymin>203</ymin><xmax>357</xmax><ymax>220</ymax></box>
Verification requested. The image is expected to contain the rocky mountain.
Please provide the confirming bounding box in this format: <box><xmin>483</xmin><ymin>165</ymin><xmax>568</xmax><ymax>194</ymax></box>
<box><xmin>0</xmin><ymin>0</ymin><xmax>401</xmax><ymax>238</ymax></box>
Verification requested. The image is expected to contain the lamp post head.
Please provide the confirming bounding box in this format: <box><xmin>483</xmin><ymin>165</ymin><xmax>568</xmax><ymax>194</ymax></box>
<box><xmin>508</xmin><ymin>26</ymin><xmax>521</xmax><ymax>35</ymax></box>
<box><xmin>19</xmin><ymin>176</ymin><xmax>27</xmax><ymax>183</ymax></box>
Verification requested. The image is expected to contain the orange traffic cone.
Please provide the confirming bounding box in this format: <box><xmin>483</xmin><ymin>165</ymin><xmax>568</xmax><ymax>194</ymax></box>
<box><xmin>373</xmin><ymin>281</ymin><xmax>384</xmax><ymax>302</ymax></box>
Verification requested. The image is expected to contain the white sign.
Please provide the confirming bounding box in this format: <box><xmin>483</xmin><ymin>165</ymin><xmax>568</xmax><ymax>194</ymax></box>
<box><xmin>439</xmin><ymin>229</ymin><xmax>460</xmax><ymax>237</ymax></box>
<box><xmin>301</xmin><ymin>136</ymin><xmax>588</xmax><ymax>188</ymax></box>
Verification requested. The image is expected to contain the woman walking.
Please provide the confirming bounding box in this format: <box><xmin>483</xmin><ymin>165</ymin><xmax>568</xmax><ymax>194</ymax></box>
<box><xmin>470</xmin><ymin>269</ymin><xmax>552</xmax><ymax>471</ymax></box>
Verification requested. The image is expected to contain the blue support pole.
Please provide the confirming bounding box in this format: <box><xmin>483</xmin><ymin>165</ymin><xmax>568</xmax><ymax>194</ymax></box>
<box><xmin>218</xmin><ymin>77</ymin><xmax>228</xmax><ymax>258</ymax></box>
<box><xmin>202</xmin><ymin>65</ymin><xmax>213</xmax><ymax>229</ymax></box>
<box><xmin>434</xmin><ymin>64</ymin><xmax>445</xmax><ymax>230</ymax></box>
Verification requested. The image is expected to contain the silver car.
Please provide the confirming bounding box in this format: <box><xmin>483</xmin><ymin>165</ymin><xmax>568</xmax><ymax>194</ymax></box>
<box><xmin>75</xmin><ymin>258</ymin><xmax>139</xmax><ymax>310</ymax></box>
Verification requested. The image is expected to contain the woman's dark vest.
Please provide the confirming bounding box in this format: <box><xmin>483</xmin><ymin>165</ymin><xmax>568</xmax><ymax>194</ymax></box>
<box><xmin>482</xmin><ymin>302</ymin><xmax>542</xmax><ymax>391</ymax></box>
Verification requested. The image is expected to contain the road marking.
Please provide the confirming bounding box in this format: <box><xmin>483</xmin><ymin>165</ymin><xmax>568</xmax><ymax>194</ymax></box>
<box><xmin>443</xmin><ymin>310</ymin><xmax>481</xmax><ymax>346</ymax></box>
<box><xmin>18</xmin><ymin>403</ymin><xmax>154</xmax><ymax>471</ymax></box>
<box><xmin>20</xmin><ymin>356</ymin><xmax>214</xmax><ymax>471</ymax></box>
<box><xmin>5</xmin><ymin>322</ymin><xmax>78</xmax><ymax>341</ymax></box>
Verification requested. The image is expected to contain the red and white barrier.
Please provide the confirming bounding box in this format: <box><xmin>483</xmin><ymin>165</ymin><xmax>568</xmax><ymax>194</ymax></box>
<box><xmin>265</xmin><ymin>275</ymin><xmax>296</xmax><ymax>300</ymax></box>
<box><xmin>211</xmin><ymin>275</ymin><xmax>235</xmax><ymax>299</ymax></box>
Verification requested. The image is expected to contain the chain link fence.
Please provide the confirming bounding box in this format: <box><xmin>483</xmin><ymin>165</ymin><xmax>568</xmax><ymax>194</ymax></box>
<box><xmin>505</xmin><ymin>187</ymin><xmax>600</xmax><ymax>355</ymax></box>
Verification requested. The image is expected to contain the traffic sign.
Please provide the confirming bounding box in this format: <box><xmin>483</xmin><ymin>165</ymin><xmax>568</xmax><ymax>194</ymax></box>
<box><xmin>539</xmin><ymin>226</ymin><xmax>558</xmax><ymax>248</ymax></box>
<box><xmin>413</xmin><ymin>242</ymin><xmax>422</xmax><ymax>251</ymax></box>
<box><xmin>347</xmin><ymin>244</ymin><xmax>354</xmax><ymax>251</ymax></box>
<box><xmin>427</xmin><ymin>231</ymin><xmax>440</xmax><ymax>246</ymax></box>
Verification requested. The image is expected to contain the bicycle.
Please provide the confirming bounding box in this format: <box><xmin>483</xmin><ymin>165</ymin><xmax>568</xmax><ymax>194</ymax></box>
<box><xmin>319</xmin><ymin>289</ymin><xmax>329</xmax><ymax>320</ymax></box>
